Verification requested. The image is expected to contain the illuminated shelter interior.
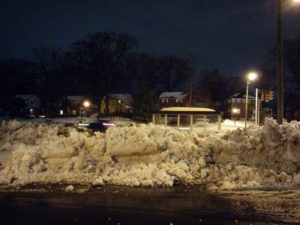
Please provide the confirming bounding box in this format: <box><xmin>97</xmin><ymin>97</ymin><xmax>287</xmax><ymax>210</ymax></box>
<box><xmin>152</xmin><ymin>107</ymin><xmax>222</xmax><ymax>131</ymax></box>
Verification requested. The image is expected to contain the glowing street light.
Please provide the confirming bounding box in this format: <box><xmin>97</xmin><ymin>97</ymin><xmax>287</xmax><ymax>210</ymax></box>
<box><xmin>245</xmin><ymin>71</ymin><xmax>258</xmax><ymax>128</ymax></box>
<box><xmin>83</xmin><ymin>100</ymin><xmax>91</xmax><ymax>108</ymax></box>
<box><xmin>232</xmin><ymin>108</ymin><xmax>240</xmax><ymax>126</ymax></box>
<box><xmin>247</xmin><ymin>72</ymin><xmax>258</xmax><ymax>82</ymax></box>
<box><xmin>80</xmin><ymin>100</ymin><xmax>91</xmax><ymax>123</ymax></box>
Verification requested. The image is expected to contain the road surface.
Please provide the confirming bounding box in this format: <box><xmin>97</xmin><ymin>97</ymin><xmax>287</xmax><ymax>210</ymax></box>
<box><xmin>0</xmin><ymin>185</ymin><xmax>298</xmax><ymax>225</ymax></box>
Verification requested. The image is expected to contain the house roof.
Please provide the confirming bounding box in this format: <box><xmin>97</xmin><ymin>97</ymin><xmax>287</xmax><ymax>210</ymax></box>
<box><xmin>230</xmin><ymin>92</ymin><xmax>255</xmax><ymax>99</ymax></box>
<box><xmin>159</xmin><ymin>92</ymin><xmax>186</xmax><ymax>98</ymax></box>
<box><xmin>13</xmin><ymin>95</ymin><xmax>40</xmax><ymax>107</ymax></box>
<box><xmin>15</xmin><ymin>95</ymin><xmax>37</xmax><ymax>99</ymax></box>
<box><xmin>14</xmin><ymin>95</ymin><xmax>39</xmax><ymax>102</ymax></box>
<box><xmin>66</xmin><ymin>96</ymin><xmax>84</xmax><ymax>103</ymax></box>
<box><xmin>109</xmin><ymin>94</ymin><xmax>132</xmax><ymax>101</ymax></box>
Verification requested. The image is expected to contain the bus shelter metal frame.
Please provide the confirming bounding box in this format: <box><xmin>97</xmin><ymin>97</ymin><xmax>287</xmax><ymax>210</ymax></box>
<box><xmin>152</xmin><ymin>111</ymin><xmax>221</xmax><ymax>131</ymax></box>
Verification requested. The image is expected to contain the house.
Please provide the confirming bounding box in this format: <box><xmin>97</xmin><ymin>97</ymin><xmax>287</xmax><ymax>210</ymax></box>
<box><xmin>227</xmin><ymin>92</ymin><xmax>256</xmax><ymax>120</ymax></box>
<box><xmin>159</xmin><ymin>92</ymin><xmax>188</xmax><ymax>108</ymax></box>
<box><xmin>10</xmin><ymin>95</ymin><xmax>41</xmax><ymax>117</ymax></box>
<box><xmin>100</xmin><ymin>94</ymin><xmax>133</xmax><ymax>115</ymax></box>
<box><xmin>60</xmin><ymin>96</ymin><xmax>94</xmax><ymax>117</ymax></box>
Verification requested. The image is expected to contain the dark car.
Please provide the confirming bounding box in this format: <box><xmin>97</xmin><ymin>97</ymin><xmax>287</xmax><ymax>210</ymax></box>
<box><xmin>78</xmin><ymin>119</ymin><xmax>116</xmax><ymax>132</ymax></box>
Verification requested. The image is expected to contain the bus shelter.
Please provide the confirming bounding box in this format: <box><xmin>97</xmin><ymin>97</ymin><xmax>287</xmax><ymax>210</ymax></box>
<box><xmin>152</xmin><ymin>107</ymin><xmax>222</xmax><ymax>132</ymax></box>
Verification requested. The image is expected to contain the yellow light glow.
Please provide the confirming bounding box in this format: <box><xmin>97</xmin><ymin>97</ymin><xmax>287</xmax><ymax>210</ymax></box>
<box><xmin>232</xmin><ymin>108</ymin><xmax>240</xmax><ymax>114</ymax></box>
<box><xmin>83</xmin><ymin>100</ymin><xmax>90</xmax><ymax>108</ymax></box>
<box><xmin>292</xmin><ymin>0</ymin><xmax>300</xmax><ymax>3</ymax></box>
<box><xmin>247</xmin><ymin>72</ymin><xmax>258</xmax><ymax>82</ymax></box>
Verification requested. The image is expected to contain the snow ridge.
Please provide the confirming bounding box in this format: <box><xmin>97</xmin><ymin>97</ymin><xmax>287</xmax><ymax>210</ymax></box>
<box><xmin>0</xmin><ymin>119</ymin><xmax>299</xmax><ymax>190</ymax></box>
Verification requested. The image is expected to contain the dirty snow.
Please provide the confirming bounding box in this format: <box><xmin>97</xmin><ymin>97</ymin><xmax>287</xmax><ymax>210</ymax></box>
<box><xmin>0</xmin><ymin>118</ymin><xmax>299</xmax><ymax>190</ymax></box>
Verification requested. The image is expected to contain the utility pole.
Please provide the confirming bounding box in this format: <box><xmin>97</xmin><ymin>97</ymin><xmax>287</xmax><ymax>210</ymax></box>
<box><xmin>245</xmin><ymin>81</ymin><xmax>249</xmax><ymax>128</ymax></box>
<box><xmin>255</xmin><ymin>88</ymin><xmax>258</xmax><ymax>125</ymax></box>
<box><xmin>188</xmin><ymin>73</ymin><xmax>193</xmax><ymax>106</ymax></box>
<box><xmin>277</xmin><ymin>0</ymin><xmax>284</xmax><ymax>124</ymax></box>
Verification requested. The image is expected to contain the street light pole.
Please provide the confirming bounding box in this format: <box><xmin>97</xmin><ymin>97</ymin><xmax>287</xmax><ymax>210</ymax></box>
<box><xmin>80</xmin><ymin>100</ymin><xmax>91</xmax><ymax>123</ymax></box>
<box><xmin>255</xmin><ymin>88</ymin><xmax>259</xmax><ymax>125</ymax></box>
<box><xmin>245</xmin><ymin>81</ymin><xmax>249</xmax><ymax>128</ymax></box>
<box><xmin>277</xmin><ymin>0</ymin><xmax>284</xmax><ymax>124</ymax></box>
<box><xmin>244</xmin><ymin>72</ymin><xmax>258</xmax><ymax>128</ymax></box>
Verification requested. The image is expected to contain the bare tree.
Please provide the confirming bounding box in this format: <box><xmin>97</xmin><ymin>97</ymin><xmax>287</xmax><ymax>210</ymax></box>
<box><xmin>198</xmin><ymin>69</ymin><xmax>228</xmax><ymax>109</ymax></box>
<box><xmin>157</xmin><ymin>56</ymin><xmax>194</xmax><ymax>92</ymax></box>
<box><xmin>70</xmin><ymin>32</ymin><xmax>137</xmax><ymax>114</ymax></box>
<box><xmin>31</xmin><ymin>45</ymin><xmax>64</xmax><ymax>115</ymax></box>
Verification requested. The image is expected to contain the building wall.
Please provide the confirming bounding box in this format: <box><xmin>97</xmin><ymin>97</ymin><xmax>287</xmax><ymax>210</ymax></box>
<box><xmin>159</xmin><ymin>97</ymin><xmax>187</xmax><ymax>108</ymax></box>
<box><xmin>100</xmin><ymin>99</ymin><xmax>131</xmax><ymax>114</ymax></box>
<box><xmin>227</xmin><ymin>98</ymin><xmax>256</xmax><ymax>120</ymax></box>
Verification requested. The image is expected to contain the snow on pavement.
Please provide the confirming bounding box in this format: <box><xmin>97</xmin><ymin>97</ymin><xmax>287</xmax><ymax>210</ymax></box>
<box><xmin>0</xmin><ymin>118</ymin><xmax>299</xmax><ymax>190</ymax></box>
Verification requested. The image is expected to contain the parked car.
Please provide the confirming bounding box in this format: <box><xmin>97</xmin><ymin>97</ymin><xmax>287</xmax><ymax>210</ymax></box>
<box><xmin>78</xmin><ymin>119</ymin><xmax>116</xmax><ymax>132</ymax></box>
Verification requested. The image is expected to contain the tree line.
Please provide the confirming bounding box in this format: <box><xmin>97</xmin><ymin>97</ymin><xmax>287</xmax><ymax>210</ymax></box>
<box><xmin>0</xmin><ymin>32</ymin><xmax>299</xmax><ymax>119</ymax></box>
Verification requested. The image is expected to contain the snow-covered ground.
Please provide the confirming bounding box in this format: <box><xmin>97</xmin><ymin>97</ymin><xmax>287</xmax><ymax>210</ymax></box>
<box><xmin>0</xmin><ymin>118</ymin><xmax>299</xmax><ymax>191</ymax></box>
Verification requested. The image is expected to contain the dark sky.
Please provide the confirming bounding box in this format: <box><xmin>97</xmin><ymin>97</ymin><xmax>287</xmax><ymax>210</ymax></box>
<box><xmin>1</xmin><ymin>0</ymin><xmax>300</xmax><ymax>76</ymax></box>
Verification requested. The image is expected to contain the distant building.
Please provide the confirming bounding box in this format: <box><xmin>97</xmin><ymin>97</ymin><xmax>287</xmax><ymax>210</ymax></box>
<box><xmin>159</xmin><ymin>92</ymin><xmax>188</xmax><ymax>108</ymax></box>
<box><xmin>100</xmin><ymin>94</ymin><xmax>133</xmax><ymax>115</ymax></box>
<box><xmin>58</xmin><ymin>96</ymin><xmax>94</xmax><ymax>117</ymax></box>
<box><xmin>11</xmin><ymin>95</ymin><xmax>41</xmax><ymax>117</ymax></box>
<box><xmin>227</xmin><ymin>92</ymin><xmax>256</xmax><ymax>120</ymax></box>
<box><xmin>64</xmin><ymin>96</ymin><xmax>84</xmax><ymax>116</ymax></box>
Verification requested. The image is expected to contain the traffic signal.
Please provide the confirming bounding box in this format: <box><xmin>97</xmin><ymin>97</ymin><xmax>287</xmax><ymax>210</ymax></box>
<box><xmin>260</xmin><ymin>90</ymin><xmax>274</xmax><ymax>102</ymax></box>
<box><xmin>260</xmin><ymin>90</ymin><xmax>267</xmax><ymax>102</ymax></box>
<box><xmin>266</xmin><ymin>90</ymin><xmax>274</xmax><ymax>102</ymax></box>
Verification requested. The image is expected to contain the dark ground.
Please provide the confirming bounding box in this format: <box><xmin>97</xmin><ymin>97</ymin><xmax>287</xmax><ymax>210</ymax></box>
<box><xmin>0</xmin><ymin>185</ymin><xmax>297</xmax><ymax>225</ymax></box>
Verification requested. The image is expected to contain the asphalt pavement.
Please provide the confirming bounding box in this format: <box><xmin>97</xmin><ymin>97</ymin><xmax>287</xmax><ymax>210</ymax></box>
<box><xmin>0</xmin><ymin>185</ymin><xmax>291</xmax><ymax>225</ymax></box>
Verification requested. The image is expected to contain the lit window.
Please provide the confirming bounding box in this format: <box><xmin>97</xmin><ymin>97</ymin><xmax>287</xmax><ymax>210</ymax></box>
<box><xmin>232</xmin><ymin>108</ymin><xmax>240</xmax><ymax>114</ymax></box>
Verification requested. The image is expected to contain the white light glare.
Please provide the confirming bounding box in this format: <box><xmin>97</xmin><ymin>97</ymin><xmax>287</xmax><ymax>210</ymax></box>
<box><xmin>247</xmin><ymin>72</ymin><xmax>258</xmax><ymax>82</ymax></box>
<box><xmin>232</xmin><ymin>108</ymin><xmax>240</xmax><ymax>114</ymax></box>
<box><xmin>78</xmin><ymin>123</ymin><xmax>89</xmax><ymax>126</ymax></box>
<box><xmin>83</xmin><ymin>100</ymin><xmax>90</xmax><ymax>108</ymax></box>
<box><xmin>179</xmin><ymin>127</ymin><xmax>190</xmax><ymax>131</ymax></box>
<box><xmin>103</xmin><ymin>123</ymin><xmax>116</xmax><ymax>127</ymax></box>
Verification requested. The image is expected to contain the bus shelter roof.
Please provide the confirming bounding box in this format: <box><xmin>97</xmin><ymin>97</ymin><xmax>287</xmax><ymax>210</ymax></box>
<box><xmin>155</xmin><ymin>107</ymin><xmax>218</xmax><ymax>115</ymax></box>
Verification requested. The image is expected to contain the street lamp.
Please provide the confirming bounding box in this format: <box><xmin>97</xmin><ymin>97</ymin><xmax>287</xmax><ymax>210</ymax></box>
<box><xmin>232</xmin><ymin>108</ymin><xmax>240</xmax><ymax>126</ymax></box>
<box><xmin>83</xmin><ymin>100</ymin><xmax>91</xmax><ymax>108</ymax></box>
<box><xmin>277</xmin><ymin>0</ymin><xmax>300</xmax><ymax>124</ymax></box>
<box><xmin>80</xmin><ymin>100</ymin><xmax>91</xmax><ymax>123</ymax></box>
<box><xmin>245</xmin><ymin>71</ymin><xmax>258</xmax><ymax>128</ymax></box>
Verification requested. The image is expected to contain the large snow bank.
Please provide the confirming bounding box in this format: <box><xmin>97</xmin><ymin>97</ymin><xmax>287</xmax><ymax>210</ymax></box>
<box><xmin>0</xmin><ymin>118</ymin><xmax>299</xmax><ymax>190</ymax></box>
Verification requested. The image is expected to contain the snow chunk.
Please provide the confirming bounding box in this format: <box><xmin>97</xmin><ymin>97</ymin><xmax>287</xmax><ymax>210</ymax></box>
<box><xmin>65</xmin><ymin>185</ymin><xmax>74</xmax><ymax>192</ymax></box>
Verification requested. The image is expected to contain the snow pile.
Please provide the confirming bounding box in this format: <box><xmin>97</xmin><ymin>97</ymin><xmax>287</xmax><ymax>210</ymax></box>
<box><xmin>219</xmin><ymin>119</ymin><xmax>300</xmax><ymax>173</ymax></box>
<box><xmin>0</xmin><ymin>119</ymin><xmax>300</xmax><ymax>190</ymax></box>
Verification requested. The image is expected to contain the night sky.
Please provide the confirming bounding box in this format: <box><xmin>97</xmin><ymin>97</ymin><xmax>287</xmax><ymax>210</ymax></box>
<box><xmin>1</xmin><ymin>0</ymin><xmax>300</xmax><ymax>76</ymax></box>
